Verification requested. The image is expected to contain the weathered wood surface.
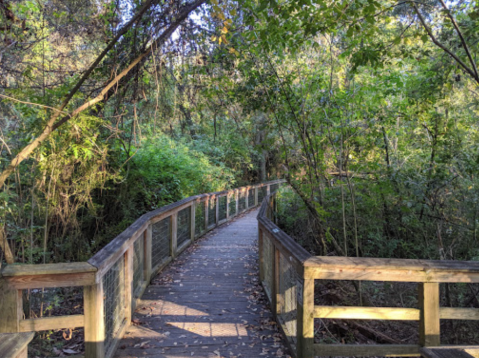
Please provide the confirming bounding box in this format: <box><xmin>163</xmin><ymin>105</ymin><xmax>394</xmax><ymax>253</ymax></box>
<box><xmin>421</xmin><ymin>347</ymin><xmax>479</xmax><ymax>358</ymax></box>
<box><xmin>114</xmin><ymin>209</ymin><xmax>290</xmax><ymax>358</ymax></box>
<box><xmin>0</xmin><ymin>332</ymin><xmax>34</xmax><ymax>358</ymax></box>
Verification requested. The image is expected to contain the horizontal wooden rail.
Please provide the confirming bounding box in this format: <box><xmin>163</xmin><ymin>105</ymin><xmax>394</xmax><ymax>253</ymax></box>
<box><xmin>257</xmin><ymin>188</ymin><xmax>479</xmax><ymax>358</ymax></box>
<box><xmin>0</xmin><ymin>179</ymin><xmax>285</xmax><ymax>358</ymax></box>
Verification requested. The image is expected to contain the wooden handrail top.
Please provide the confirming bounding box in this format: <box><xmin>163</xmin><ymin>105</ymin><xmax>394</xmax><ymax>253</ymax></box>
<box><xmin>305</xmin><ymin>255</ymin><xmax>479</xmax><ymax>274</ymax></box>
<box><xmin>1</xmin><ymin>262</ymin><xmax>97</xmax><ymax>277</ymax></box>
<box><xmin>88</xmin><ymin>180</ymin><xmax>286</xmax><ymax>277</ymax></box>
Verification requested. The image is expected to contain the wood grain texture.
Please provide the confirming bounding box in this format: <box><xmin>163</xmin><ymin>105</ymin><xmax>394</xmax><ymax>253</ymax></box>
<box><xmin>0</xmin><ymin>279</ymin><xmax>20</xmax><ymax>333</ymax></box>
<box><xmin>314</xmin><ymin>305</ymin><xmax>420</xmax><ymax>320</ymax></box>
<box><xmin>314</xmin><ymin>343</ymin><xmax>421</xmax><ymax>357</ymax></box>
<box><xmin>0</xmin><ymin>332</ymin><xmax>34</xmax><ymax>358</ymax></box>
<box><xmin>113</xmin><ymin>209</ymin><xmax>290</xmax><ymax>358</ymax></box>
<box><xmin>421</xmin><ymin>347</ymin><xmax>477</xmax><ymax>358</ymax></box>
<box><xmin>19</xmin><ymin>315</ymin><xmax>84</xmax><ymax>332</ymax></box>
<box><xmin>420</xmin><ymin>282</ymin><xmax>440</xmax><ymax>347</ymax></box>
<box><xmin>5</xmin><ymin>271</ymin><xmax>96</xmax><ymax>289</ymax></box>
<box><xmin>1</xmin><ymin>262</ymin><xmax>96</xmax><ymax>277</ymax></box>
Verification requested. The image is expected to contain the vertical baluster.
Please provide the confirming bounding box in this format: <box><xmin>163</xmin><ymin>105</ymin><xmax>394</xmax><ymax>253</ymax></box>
<box><xmin>144</xmin><ymin>226</ymin><xmax>152</xmax><ymax>283</ymax></box>
<box><xmin>255</xmin><ymin>186</ymin><xmax>259</xmax><ymax>206</ymax></box>
<box><xmin>204</xmin><ymin>198</ymin><xmax>209</xmax><ymax>232</ymax></box>
<box><xmin>124</xmin><ymin>248</ymin><xmax>133</xmax><ymax>322</ymax></box>
<box><xmin>84</xmin><ymin>281</ymin><xmax>105</xmax><ymax>358</ymax></box>
<box><xmin>274</xmin><ymin>247</ymin><xmax>281</xmax><ymax>317</ymax></box>
<box><xmin>226</xmin><ymin>192</ymin><xmax>230</xmax><ymax>220</ymax></box>
<box><xmin>297</xmin><ymin>276</ymin><xmax>314</xmax><ymax>358</ymax></box>
<box><xmin>235</xmin><ymin>189</ymin><xmax>239</xmax><ymax>214</ymax></box>
<box><xmin>419</xmin><ymin>282</ymin><xmax>440</xmax><ymax>347</ymax></box>
<box><xmin>0</xmin><ymin>278</ymin><xmax>21</xmax><ymax>333</ymax></box>
<box><xmin>215</xmin><ymin>195</ymin><xmax>219</xmax><ymax>225</ymax></box>
<box><xmin>171</xmin><ymin>213</ymin><xmax>178</xmax><ymax>258</ymax></box>
<box><xmin>190</xmin><ymin>202</ymin><xmax>196</xmax><ymax>241</ymax></box>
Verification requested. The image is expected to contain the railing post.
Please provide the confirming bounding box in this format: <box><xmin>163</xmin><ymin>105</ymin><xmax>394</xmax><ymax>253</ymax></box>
<box><xmin>255</xmin><ymin>186</ymin><xmax>259</xmax><ymax>206</ymax></box>
<box><xmin>419</xmin><ymin>282</ymin><xmax>440</xmax><ymax>347</ymax></box>
<box><xmin>84</xmin><ymin>282</ymin><xmax>105</xmax><ymax>358</ymax></box>
<box><xmin>204</xmin><ymin>198</ymin><xmax>209</xmax><ymax>231</ymax></box>
<box><xmin>266</xmin><ymin>184</ymin><xmax>270</xmax><ymax>196</ymax></box>
<box><xmin>190</xmin><ymin>202</ymin><xmax>196</xmax><ymax>241</ymax></box>
<box><xmin>297</xmin><ymin>277</ymin><xmax>315</xmax><ymax>358</ymax></box>
<box><xmin>125</xmin><ymin>248</ymin><xmax>133</xmax><ymax>322</ymax></box>
<box><xmin>235</xmin><ymin>189</ymin><xmax>239</xmax><ymax>214</ymax></box>
<box><xmin>171</xmin><ymin>213</ymin><xmax>178</xmax><ymax>257</ymax></box>
<box><xmin>144</xmin><ymin>227</ymin><xmax>152</xmax><ymax>283</ymax></box>
<box><xmin>0</xmin><ymin>277</ymin><xmax>21</xmax><ymax>333</ymax></box>
<box><xmin>226</xmin><ymin>193</ymin><xmax>230</xmax><ymax>220</ymax></box>
<box><xmin>258</xmin><ymin>227</ymin><xmax>264</xmax><ymax>282</ymax></box>
<box><xmin>274</xmin><ymin>247</ymin><xmax>281</xmax><ymax>317</ymax></box>
<box><xmin>215</xmin><ymin>196</ymin><xmax>219</xmax><ymax>225</ymax></box>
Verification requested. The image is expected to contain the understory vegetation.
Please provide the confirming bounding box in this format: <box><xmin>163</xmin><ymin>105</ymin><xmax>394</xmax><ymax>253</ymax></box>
<box><xmin>2</xmin><ymin>0</ymin><xmax>479</xmax><ymax>354</ymax></box>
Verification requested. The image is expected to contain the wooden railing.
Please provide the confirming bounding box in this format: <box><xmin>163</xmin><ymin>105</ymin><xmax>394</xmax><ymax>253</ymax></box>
<box><xmin>258</xmin><ymin>189</ymin><xmax>479</xmax><ymax>358</ymax></box>
<box><xmin>0</xmin><ymin>179</ymin><xmax>284</xmax><ymax>358</ymax></box>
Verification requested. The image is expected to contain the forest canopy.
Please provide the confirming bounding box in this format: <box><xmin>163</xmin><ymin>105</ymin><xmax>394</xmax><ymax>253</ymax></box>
<box><xmin>1</xmin><ymin>0</ymin><xmax>479</xmax><ymax>268</ymax></box>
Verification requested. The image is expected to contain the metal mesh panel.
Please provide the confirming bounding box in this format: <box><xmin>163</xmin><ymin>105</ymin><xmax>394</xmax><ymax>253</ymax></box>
<box><xmin>248</xmin><ymin>188</ymin><xmax>255</xmax><ymax>207</ymax></box>
<box><xmin>133</xmin><ymin>237</ymin><xmax>144</xmax><ymax>294</ymax></box>
<box><xmin>229</xmin><ymin>192</ymin><xmax>237</xmax><ymax>216</ymax></box>
<box><xmin>177</xmin><ymin>207</ymin><xmax>191</xmax><ymax>247</ymax></box>
<box><xmin>278</xmin><ymin>252</ymin><xmax>298</xmax><ymax>345</ymax></box>
<box><xmin>258</xmin><ymin>186</ymin><xmax>267</xmax><ymax>203</ymax></box>
<box><xmin>208</xmin><ymin>197</ymin><xmax>216</xmax><ymax>226</ymax></box>
<box><xmin>238</xmin><ymin>190</ymin><xmax>246</xmax><ymax>212</ymax></box>
<box><xmin>270</xmin><ymin>183</ymin><xmax>279</xmax><ymax>193</ymax></box>
<box><xmin>195</xmin><ymin>201</ymin><xmax>205</xmax><ymax>237</ymax></box>
<box><xmin>263</xmin><ymin>234</ymin><xmax>274</xmax><ymax>300</ymax></box>
<box><xmin>103</xmin><ymin>256</ymin><xmax>125</xmax><ymax>354</ymax></box>
<box><xmin>152</xmin><ymin>217</ymin><xmax>170</xmax><ymax>267</ymax></box>
<box><xmin>219</xmin><ymin>196</ymin><xmax>227</xmax><ymax>221</ymax></box>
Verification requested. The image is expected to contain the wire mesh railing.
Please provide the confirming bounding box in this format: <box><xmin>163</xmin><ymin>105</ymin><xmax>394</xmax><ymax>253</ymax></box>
<box><xmin>208</xmin><ymin>197</ymin><xmax>216</xmax><ymax>227</ymax></box>
<box><xmin>103</xmin><ymin>256</ymin><xmax>126</xmax><ymax>355</ymax></box>
<box><xmin>195</xmin><ymin>200</ymin><xmax>205</xmax><ymax>237</ymax></box>
<box><xmin>177</xmin><ymin>207</ymin><xmax>191</xmax><ymax>248</ymax></box>
<box><xmin>0</xmin><ymin>180</ymin><xmax>285</xmax><ymax>358</ymax></box>
<box><xmin>152</xmin><ymin>217</ymin><xmax>170</xmax><ymax>268</ymax></box>
<box><xmin>218</xmin><ymin>195</ymin><xmax>227</xmax><ymax>221</ymax></box>
<box><xmin>229</xmin><ymin>192</ymin><xmax>237</xmax><ymax>216</ymax></box>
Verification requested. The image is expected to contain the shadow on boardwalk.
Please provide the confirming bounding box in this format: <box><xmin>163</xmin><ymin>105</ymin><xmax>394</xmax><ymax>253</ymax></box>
<box><xmin>115</xmin><ymin>208</ymin><xmax>291</xmax><ymax>358</ymax></box>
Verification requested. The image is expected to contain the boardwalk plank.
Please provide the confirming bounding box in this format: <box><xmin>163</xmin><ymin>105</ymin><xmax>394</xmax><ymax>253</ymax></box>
<box><xmin>114</xmin><ymin>209</ymin><xmax>290</xmax><ymax>358</ymax></box>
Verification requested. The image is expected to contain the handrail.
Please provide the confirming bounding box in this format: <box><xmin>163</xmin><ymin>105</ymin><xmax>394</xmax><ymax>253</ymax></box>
<box><xmin>257</xmin><ymin>188</ymin><xmax>479</xmax><ymax>358</ymax></box>
<box><xmin>0</xmin><ymin>179</ymin><xmax>285</xmax><ymax>358</ymax></box>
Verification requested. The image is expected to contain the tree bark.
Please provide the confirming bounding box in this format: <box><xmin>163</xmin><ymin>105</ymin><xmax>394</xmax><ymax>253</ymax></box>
<box><xmin>0</xmin><ymin>0</ymin><xmax>205</xmax><ymax>188</ymax></box>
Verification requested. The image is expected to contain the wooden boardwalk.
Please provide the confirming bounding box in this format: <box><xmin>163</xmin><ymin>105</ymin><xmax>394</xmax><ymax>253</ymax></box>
<box><xmin>115</xmin><ymin>209</ymin><xmax>290</xmax><ymax>358</ymax></box>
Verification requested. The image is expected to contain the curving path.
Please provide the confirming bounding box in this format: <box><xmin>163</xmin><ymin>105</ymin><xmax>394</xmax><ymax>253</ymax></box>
<box><xmin>114</xmin><ymin>209</ymin><xmax>291</xmax><ymax>358</ymax></box>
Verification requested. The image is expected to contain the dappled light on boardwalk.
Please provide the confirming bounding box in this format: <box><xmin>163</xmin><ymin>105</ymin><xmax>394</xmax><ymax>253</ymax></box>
<box><xmin>114</xmin><ymin>209</ymin><xmax>290</xmax><ymax>358</ymax></box>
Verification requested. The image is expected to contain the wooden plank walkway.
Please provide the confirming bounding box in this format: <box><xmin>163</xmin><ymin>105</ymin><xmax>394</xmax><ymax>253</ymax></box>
<box><xmin>115</xmin><ymin>209</ymin><xmax>291</xmax><ymax>358</ymax></box>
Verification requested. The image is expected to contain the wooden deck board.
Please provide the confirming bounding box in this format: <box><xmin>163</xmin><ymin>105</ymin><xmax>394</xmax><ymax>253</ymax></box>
<box><xmin>114</xmin><ymin>209</ymin><xmax>290</xmax><ymax>358</ymax></box>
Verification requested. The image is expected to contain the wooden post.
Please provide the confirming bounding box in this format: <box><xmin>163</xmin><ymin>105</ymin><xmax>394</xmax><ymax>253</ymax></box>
<box><xmin>215</xmin><ymin>196</ymin><xmax>219</xmax><ymax>225</ymax></box>
<box><xmin>204</xmin><ymin>199</ymin><xmax>209</xmax><ymax>231</ymax></box>
<box><xmin>258</xmin><ymin>227</ymin><xmax>264</xmax><ymax>282</ymax></box>
<box><xmin>266</xmin><ymin>184</ymin><xmax>270</xmax><ymax>196</ymax></box>
<box><xmin>144</xmin><ymin>227</ymin><xmax>152</xmax><ymax>283</ymax></box>
<box><xmin>84</xmin><ymin>282</ymin><xmax>105</xmax><ymax>358</ymax></box>
<box><xmin>255</xmin><ymin>186</ymin><xmax>259</xmax><ymax>206</ymax></box>
<box><xmin>190</xmin><ymin>202</ymin><xmax>196</xmax><ymax>241</ymax></box>
<box><xmin>274</xmin><ymin>247</ymin><xmax>282</xmax><ymax>317</ymax></box>
<box><xmin>235</xmin><ymin>189</ymin><xmax>239</xmax><ymax>214</ymax></box>
<box><xmin>0</xmin><ymin>277</ymin><xmax>22</xmax><ymax>333</ymax></box>
<box><xmin>171</xmin><ymin>213</ymin><xmax>178</xmax><ymax>258</ymax></box>
<box><xmin>419</xmin><ymin>282</ymin><xmax>440</xmax><ymax>347</ymax></box>
<box><xmin>124</xmin><ymin>248</ymin><xmax>134</xmax><ymax>322</ymax></box>
<box><xmin>297</xmin><ymin>277</ymin><xmax>314</xmax><ymax>358</ymax></box>
<box><xmin>226</xmin><ymin>193</ymin><xmax>230</xmax><ymax>220</ymax></box>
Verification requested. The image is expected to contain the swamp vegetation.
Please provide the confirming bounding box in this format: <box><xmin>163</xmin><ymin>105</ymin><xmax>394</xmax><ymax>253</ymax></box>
<box><xmin>2</xmin><ymin>0</ymin><xmax>479</xmax><ymax>354</ymax></box>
